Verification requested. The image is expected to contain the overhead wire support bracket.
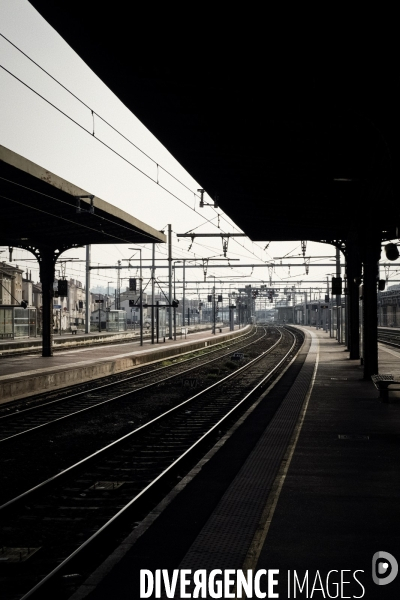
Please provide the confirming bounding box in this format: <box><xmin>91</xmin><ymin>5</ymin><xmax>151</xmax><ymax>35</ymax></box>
<box><xmin>197</xmin><ymin>188</ymin><xmax>219</xmax><ymax>208</ymax></box>
<box><xmin>177</xmin><ymin>233</ymin><xmax>247</xmax><ymax>237</ymax></box>
<box><xmin>222</xmin><ymin>236</ymin><xmax>229</xmax><ymax>257</ymax></box>
<box><xmin>75</xmin><ymin>194</ymin><xmax>95</xmax><ymax>214</ymax></box>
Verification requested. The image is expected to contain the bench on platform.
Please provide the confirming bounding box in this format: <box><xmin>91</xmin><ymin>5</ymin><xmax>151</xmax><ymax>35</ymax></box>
<box><xmin>70</xmin><ymin>326</ymin><xmax>78</xmax><ymax>335</ymax></box>
<box><xmin>371</xmin><ymin>374</ymin><xmax>400</xmax><ymax>402</ymax></box>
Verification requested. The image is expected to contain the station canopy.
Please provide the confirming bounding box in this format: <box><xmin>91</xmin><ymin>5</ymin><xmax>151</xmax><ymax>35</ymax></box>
<box><xmin>25</xmin><ymin>7</ymin><xmax>400</xmax><ymax>244</ymax></box>
<box><xmin>0</xmin><ymin>145</ymin><xmax>166</xmax><ymax>249</ymax></box>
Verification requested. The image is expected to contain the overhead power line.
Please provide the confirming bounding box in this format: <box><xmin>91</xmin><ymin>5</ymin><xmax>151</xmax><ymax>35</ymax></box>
<box><xmin>0</xmin><ymin>34</ymin><xmax>269</xmax><ymax>265</ymax></box>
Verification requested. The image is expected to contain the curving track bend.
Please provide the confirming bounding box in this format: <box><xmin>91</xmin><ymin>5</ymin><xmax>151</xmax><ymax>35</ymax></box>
<box><xmin>0</xmin><ymin>325</ymin><xmax>304</xmax><ymax>600</ymax></box>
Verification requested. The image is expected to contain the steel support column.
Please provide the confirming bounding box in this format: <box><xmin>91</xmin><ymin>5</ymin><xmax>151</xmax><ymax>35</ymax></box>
<box><xmin>360</xmin><ymin>239</ymin><xmax>381</xmax><ymax>378</ymax></box>
<box><xmin>38</xmin><ymin>247</ymin><xmax>57</xmax><ymax>357</ymax></box>
<box><xmin>151</xmin><ymin>243</ymin><xmax>155</xmax><ymax>344</ymax></box>
<box><xmin>168</xmin><ymin>224</ymin><xmax>172</xmax><ymax>339</ymax></box>
<box><xmin>85</xmin><ymin>244</ymin><xmax>91</xmax><ymax>334</ymax></box>
<box><xmin>346</xmin><ymin>241</ymin><xmax>362</xmax><ymax>359</ymax></box>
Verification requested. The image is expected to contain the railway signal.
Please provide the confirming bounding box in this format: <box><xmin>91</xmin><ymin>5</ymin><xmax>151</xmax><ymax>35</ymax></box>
<box><xmin>58</xmin><ymin>280</ymin><xmax>68</xmax><ymax>297</ymax></box>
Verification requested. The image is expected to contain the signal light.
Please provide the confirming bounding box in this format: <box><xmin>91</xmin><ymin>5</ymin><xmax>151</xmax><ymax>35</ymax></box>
<box><xmin>384</xmin><ymin>243</ymin><xmax>399</xmax><ymax>261</ymax></box>
<box><xmin>58</xmin><ymin>280</ymin><xmax>68</xmax><ymax>297</ymax></box>
<box><xmin>172</xmin><ymin>299</ymin><xmax>179</xmax><ymax>307</ymax></box>
<box><xmin>332</xmin><ymin>277</ymin><xmax>342</xmax><ymax>295</ymax></box>
<box><xmin>129</xmin><ymin>278</ymin><xmax>137</xmax><ymax>292</ymax></box>
<box><xmin>208</xmin><ymin>295</ymin><xmax>212</xmax><ymax>302</ymax></box>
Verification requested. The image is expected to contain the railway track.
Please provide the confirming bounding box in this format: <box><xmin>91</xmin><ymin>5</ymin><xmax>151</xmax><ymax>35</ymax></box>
<box><xmin>0</xmin><ymin>327</ymin><xmax>258</xmax><ymax>443</ymax></box>
<box><xmin>377</xmin><ymin>327</ymin><xmax>400</xmax><ymax>349</ymax></box>
<box><xmin>0</xmin><ymin>326</ymin><xmax>304</xmax><ymax>600</ymax></box>
<box><xmin>0</xmin><ymin>327</ymin><xmax>270</xmax><ymax>505</ymax></box>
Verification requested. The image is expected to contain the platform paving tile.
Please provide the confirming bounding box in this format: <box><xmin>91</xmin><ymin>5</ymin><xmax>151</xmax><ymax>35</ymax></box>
<box><xmin>255</xmin><ymin>328</ymin><xmax>400</xmax><ymax>599</ymax></box>
<box><xmin>69</xmin><ymin>329</ymin><xmax>400</xmax><ymax>600</ymax></box>
<box><xmin>168</xmin><ymin>334</ymin><xmax>318</xmax><ymax>581</ymax></box>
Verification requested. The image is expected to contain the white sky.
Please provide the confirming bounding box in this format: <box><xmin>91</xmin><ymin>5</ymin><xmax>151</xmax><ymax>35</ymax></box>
<box><xmin>1</xmin><ymin>0</ymin><xmax>399</xmax><ymax>300</ymax></box>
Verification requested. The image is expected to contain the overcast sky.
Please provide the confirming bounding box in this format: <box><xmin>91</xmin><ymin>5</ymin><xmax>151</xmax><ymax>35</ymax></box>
<box><xmin>1</xmin><ymin>1</ymin><xmax>399</xmax><ymax>299</ymax></box>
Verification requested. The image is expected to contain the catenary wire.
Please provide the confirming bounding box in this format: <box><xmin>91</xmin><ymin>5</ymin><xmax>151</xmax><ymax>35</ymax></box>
<box><xmin>0</xmin><ymin>40</ymin><xmax>270</xmax><ymax>263</ymax></box>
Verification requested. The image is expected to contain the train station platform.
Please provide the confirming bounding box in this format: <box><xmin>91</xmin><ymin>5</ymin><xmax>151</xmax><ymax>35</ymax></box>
<box><xmin>0</xmin><ymin>325</ymin><xmax>246</xmax><ymax>404</ymax></box>
<box><xmin>70</xmin><ymin>326</ymin><xmax>400</xmax><ymax>600</ymax></box>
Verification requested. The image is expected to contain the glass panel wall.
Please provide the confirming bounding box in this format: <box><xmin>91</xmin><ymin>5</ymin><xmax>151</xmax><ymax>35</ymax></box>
<box><xmin>14</xmin><ymin>307</ymin><xmax>29</xmax><ymax>338</ymax></box>
<box><xmin>0</xmin><ymin>306</ymin><xmax>37</xmax><ymax>338</ymax></box>
<box><xmin>107</xmin><ymin>310</ymin><xmax>127</xmax><ymax>332</ymax></box>
<box><xmin>0</xmin><ymin>307</ymin><xmax>13</xmax><ymax>338</ymax></box>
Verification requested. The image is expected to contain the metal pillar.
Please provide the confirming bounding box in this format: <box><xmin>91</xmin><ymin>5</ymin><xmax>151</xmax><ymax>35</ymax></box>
<box><xmin>39</xmin><ymin>247</ymin><xmax>56</xmax><ymax>357</ymax></box>
<box><xmin>361</xmin><ymin>238</ymin><xmax>381</xmax><ymax>378</ymax></box>
<box><xmin>85</xmin><ymin>244</ymin><xmax>91</xmax><ymax>334</ymax></box>
<box><xmin>151</xmin><ymin>243</ymin><xmax>155</xmax><ymax>344</ymax></box>
<box><xmin>116</xmin><ymin>260</ymin><xmax>121</xmax><ymax>309</ymax></box>
<box><xmin>212</xmin><ymin>278</ymin><xmax>216</xmax><ymax>334</ymax></box>
<box><xmin>304</xmin><ymin>292</ymin><xmax>307</xmax><ymax>325</ymax></box>
<box><xmin>168</xmin><ymin>224</ymin><xmax>173</xmax><ymax>339</ymax></box>
<box><xmin>156</xmin><ymin>300</ymin><xmax>159</xmax><ymax>343</ymax></box>
<box><xmin>182</xmin><ymin>259</ymin><xmax>186</xmax><ymax>328</ymax></box>
<box><xmin>336</xmin><ymin>247</ymin><xmax>342</xmax><ymax>342</ymax></box>
<box><xmin>346</xmin><ymin>241</ymin><xmax>361</xmax><ymax>359</ymax></box>
<box><xmin>139</xmin><ymin>251</ymin><xmax>143</xmax><ymax>347</ymax></box>
<box><xmin>173</xmin><ymin>265</ymin><xmax>176</xmax><ymax>340</ymax></box>
<box><xmin>98</xmin><ymin>296</ymin><xmax>102</xmax><ymax>333</ymax></box>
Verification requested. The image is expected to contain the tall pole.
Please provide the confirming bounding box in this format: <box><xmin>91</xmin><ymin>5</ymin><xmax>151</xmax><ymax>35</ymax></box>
<box><xmin>98</xmin><ymin>296</ymin><xmax>101</xmax><ymax>333</ymax></box>
<box><xmin>221</xmin><ymin>286</ymin><xmax>224</xmax><ymax>326</ymax></box>
<box><xmin>116</xmin><ymin>260</ymin><xmax>121</xmax><ymax>309</ymax></box>
<box><xmin>304</xmin><ymin>291</ymin><xmax>307</xmax><ymax>325</ymax></box>
<box><xmin>85</xmin><ymin>244</ymin><xmax>91</xmax><ymax>334</ymax></box>
<box><xmin>139</xmin><ymin>249</ymin><xmax>143</xmax><ymax>347</ymax></box>
<box><xmin>336</xmin><ymin>246</ymin><xmax>341</xmax><ymax>342</ymax></box>
<box><xmin>151</xmin><ymin>243</ymin><xmax>155</xmax><ymax>344</ymax></box>
<box><xmin>107</xmin><ymin>281</ymin><xmax>113</xmax><ymax>309</ymax></box>
<box><xmin>168</xmin><ymin>224</ymin><xmax>173</xmax><ymax>339</ymax></box>
<box><xmin>346</xmin><ymin>238</ymin><xmax>361</xmax><ymax>358</ymax></box>
<box><xmin>292</xmin><ymin>289</ymin><xmax>295</xmax><ymax>324</ymax></box>
<box><xmin>213</xmin><ymin>275</ymin><xmax>216</xmax><ymax>334</ymax></box>
<box><xmin>173</xmin><ymin>265</ymin><xmax>177</xmax><ymax>340</ymax></box>
<box><xmin>361</xmin><ymin>237</ymin><xmax>381</xmax><ymax>378</ymax></box>
<box><xmin>182</xmin><ymin>259</ymin><xmax>186</xmax><ymax>328</ymax></box>
<box><xmin>156</xmin><ymin>300</ymin><xmax>159</xmax><ymax>343</ymax></box>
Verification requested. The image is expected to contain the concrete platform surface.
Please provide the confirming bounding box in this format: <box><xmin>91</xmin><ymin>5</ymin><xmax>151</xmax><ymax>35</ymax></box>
<box><xmin>69</xmin><ymin>326</ymin><xmax>400</xmax><ymax>600</ymax></box>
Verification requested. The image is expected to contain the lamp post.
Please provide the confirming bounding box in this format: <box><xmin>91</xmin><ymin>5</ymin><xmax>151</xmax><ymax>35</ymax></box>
<box><xmin>172</xmin><ymin>261</ymin><xmax>181</xmax><ymax>341</ymax></box>
<box><xmin>97</xmin><ymin>294</ymin><xmax>103</xmax><ymax>333</ymax></box>
<box><xmin>206</xmin><ymin>275</ymin><xmax>216</xmax><ymax>334</ymax></box>
<box><xmin>128</xmin><ymin>248</ymin><xmax>143</xmax><ymax>346</ymax></box>
<box><xmin>107</xmin><ymin>281</ymin><xmax>113</xmax><ymax>309</ymax></box>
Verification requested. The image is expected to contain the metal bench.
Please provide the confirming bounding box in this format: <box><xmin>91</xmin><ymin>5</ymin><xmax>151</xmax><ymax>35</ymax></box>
<box><xmin>371</xmin><ymin>374</ymin><xmax>400</xmax><ymax>402</ymax></box>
